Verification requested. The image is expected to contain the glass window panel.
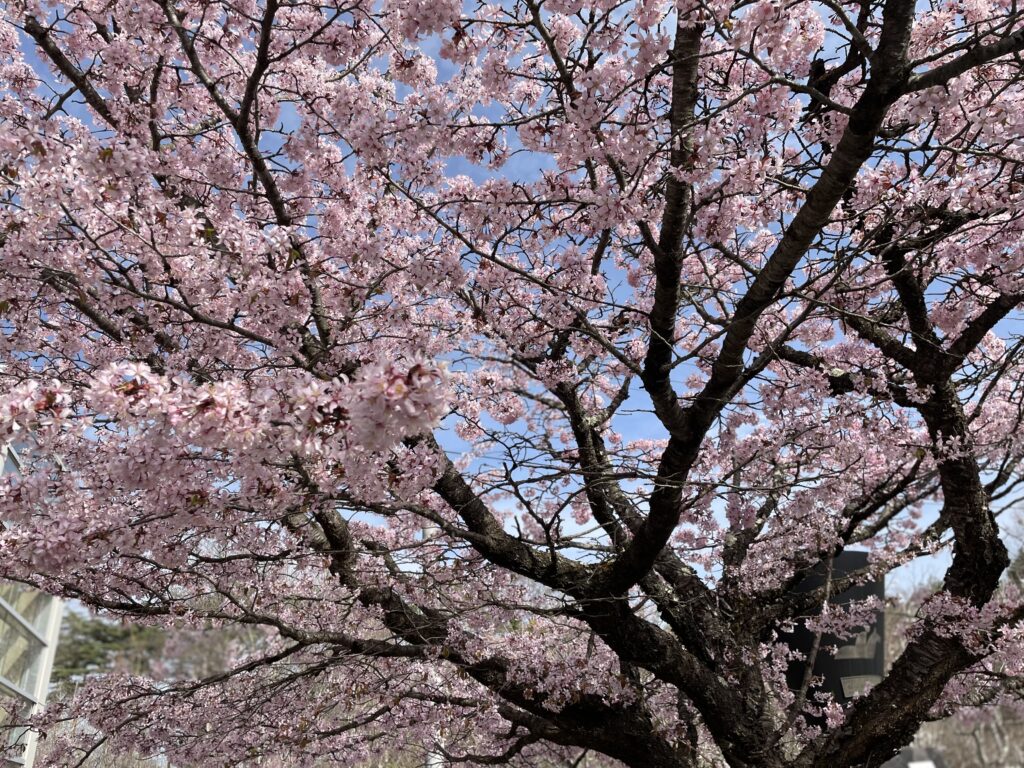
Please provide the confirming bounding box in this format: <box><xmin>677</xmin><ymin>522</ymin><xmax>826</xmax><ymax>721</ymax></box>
<box><xmin>0</xmin><ymin>613</ymin><xmax>43</xmax><ymax>695</ymax></box>
<box><xmin>0</xmin><ymin>690</ymin><xmax>31</xmax><ymax>764</ymax></box>
<box><xmin>0</xmin><ymin>587</ymin><xmax>52</xmax><ymax>636</ymax></box>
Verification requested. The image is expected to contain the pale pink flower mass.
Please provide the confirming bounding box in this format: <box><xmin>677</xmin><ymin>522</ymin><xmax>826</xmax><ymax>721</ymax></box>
<box><xmin>1</xmin><ymin>0</ymin><xmax>1024</xmax><ymax>765</ymax></box>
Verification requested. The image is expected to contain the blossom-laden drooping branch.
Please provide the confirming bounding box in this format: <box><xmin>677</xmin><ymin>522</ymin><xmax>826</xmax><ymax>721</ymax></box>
<box><xmin>3</xmin><ymin>0</ymin><xmax>1024</xmax><ymax>765</ymax></box>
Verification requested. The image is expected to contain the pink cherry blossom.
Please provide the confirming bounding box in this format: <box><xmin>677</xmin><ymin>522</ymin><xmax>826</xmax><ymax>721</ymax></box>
<box><xmin>2</xmin><ymin>0</ymin><xmax>1024</xmax><ymax>766</ymax></box>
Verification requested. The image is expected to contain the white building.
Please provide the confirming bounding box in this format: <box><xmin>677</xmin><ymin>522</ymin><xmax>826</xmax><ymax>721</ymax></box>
<box><xmin>1</xmin><ymin>445</ymin><xmax>63</xmax><ymax>768</ymax></box>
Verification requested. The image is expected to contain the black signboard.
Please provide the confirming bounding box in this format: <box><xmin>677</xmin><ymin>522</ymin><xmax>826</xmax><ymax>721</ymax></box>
<box><xmin>783</xmin><ymin>550</ymin><xmax>885</xmax><ymax>720</ymax></box>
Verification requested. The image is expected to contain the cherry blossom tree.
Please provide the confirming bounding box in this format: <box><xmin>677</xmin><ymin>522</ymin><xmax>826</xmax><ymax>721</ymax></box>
<box><xmin>3</xmin><ymin>0</ymin><xmax>1024</xmax><ymax>764</ymax></box>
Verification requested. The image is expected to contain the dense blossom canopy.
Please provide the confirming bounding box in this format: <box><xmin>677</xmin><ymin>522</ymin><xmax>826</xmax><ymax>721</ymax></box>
<box><xmin>2</xmin><ymin>0</ymin><xmax>1024</xmax><ymax>765</ymax></box>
